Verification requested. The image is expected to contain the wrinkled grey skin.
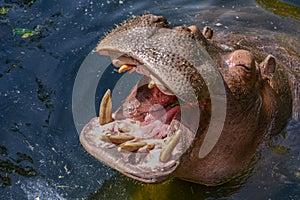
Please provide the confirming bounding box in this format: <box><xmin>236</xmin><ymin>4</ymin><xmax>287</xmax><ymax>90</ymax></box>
<box><xmin>80</xmin><ymin>14</ymin><xmax>296</xmax><ymax>186</ymax></box>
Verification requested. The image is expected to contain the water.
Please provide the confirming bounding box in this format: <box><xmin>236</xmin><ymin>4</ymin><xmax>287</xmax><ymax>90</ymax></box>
<box><xmin>0</xmin><ymin>0</ymin><xmax>299</xmax><ymax>199</ymax></box>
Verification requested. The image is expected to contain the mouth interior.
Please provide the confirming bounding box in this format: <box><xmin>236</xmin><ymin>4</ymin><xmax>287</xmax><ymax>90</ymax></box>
<box><xmin>80</xmin><ymin>54</ymin><xmax>196</xmax><ymax>183</ymax></box>
<box><xmin>102</xmin><ymin>60</ymin><xmax>185</xmax><ymax>159</ymax></box>
<box><xmin>105</xmin><ymin>54</ymin><xmax>185</xmax><ymax>142</ymax></box>
<box><xmin>114</xmin><ymin>81</ymin><xmax>181</xmax><ymax>136</ymax></box>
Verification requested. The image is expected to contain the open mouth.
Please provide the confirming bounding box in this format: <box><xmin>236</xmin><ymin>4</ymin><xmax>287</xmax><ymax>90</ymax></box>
<box><xmin>78</xmin><ymin>14</ymin><xmax>214</xmax><ymax>183</ymax></box>
<box><xmin>80</xmin><ymin>54</ymin><xmax>198</xmax><ymax>183</ymax></box>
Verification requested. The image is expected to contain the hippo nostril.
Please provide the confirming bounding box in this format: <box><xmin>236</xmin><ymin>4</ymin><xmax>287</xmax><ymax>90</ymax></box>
<box><xmin>174</xmin><ymin>26</ymin><xmax>190</xmax><ymax>32</ymax></box>
<box><xmin>154</xmin><ymin>16</ymin><xmax>164</xmax><ymax>22</ymax></box>
<box><xmin>142</xmin><ymin>14</ymin><xmax>168</xmax><ymax>27</ymax></box>
<box><xmin>188</xmin><ymin>25</ymin><xmax>199</xmax><ymax>34</ymax></box>
<box><xmin>152</xmin><ymin>15</ymin><xmax>168</xmax><ymax>26</ymax></box>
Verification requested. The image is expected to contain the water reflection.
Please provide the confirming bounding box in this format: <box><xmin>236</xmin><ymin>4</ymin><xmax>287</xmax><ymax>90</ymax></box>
<box><xmin>257</xmin><ymin>0</ymin><xmax>300</xmax><ymax>19</ymax></box>
<box><xmin>0</xmin><ymin>146</ymin><xmax>38</xmax><ymax>188</ymax></box>
<box><xmin>88</xmin><ymin>156</ymin><xmax>258</xmax><ymax>200</ymax></box>
<box><xmin>88</xmin><ymin>173</ymin><xmax>251</xmax><ymax>200</ymax></box>
<box><xmin>87</xmin><ymin>126</ymin><xmax>299</xmax><ymax>200</ymax></box>
<box><xmin>3</xmin><ymin>0</ymin><xmax>37</xmax><ymax>7</ymax></box>
<box><xmin>35</xmin><ymin>78</ymin><xmax>55</xmax><ymax>126</ymax></box>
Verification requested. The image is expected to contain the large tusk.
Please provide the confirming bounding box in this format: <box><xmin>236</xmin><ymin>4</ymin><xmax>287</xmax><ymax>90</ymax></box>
<box><xmin>99</xmin><ymin>89</ymin><xmax>113</xmax><ymax>125</ymax></box>
<box><xmin>160</xmin><ymin>129</ymin><xmax>182</xmax><ymax>163</ymax></box>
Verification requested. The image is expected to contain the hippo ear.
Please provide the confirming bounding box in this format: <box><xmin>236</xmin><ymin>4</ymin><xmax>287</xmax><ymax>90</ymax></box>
<box><xmin>260</xmin><ymin>55</ymin><xmax>276</xmax><ymax>79</ymax></box>
<box><xmin>202</xmin><ymin>26</ymin><xmax>213</xmax><ymax>39</ymax></box>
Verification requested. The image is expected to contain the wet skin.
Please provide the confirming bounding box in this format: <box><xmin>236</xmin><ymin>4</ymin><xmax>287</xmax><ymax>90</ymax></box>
<box><xmin>80</xmin><ymin>14</ymin><xmax>295</xmax><ymax>186</ymax></box>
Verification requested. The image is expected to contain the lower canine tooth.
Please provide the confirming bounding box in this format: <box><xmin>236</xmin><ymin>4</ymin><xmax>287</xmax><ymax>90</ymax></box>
<box><xmin>101</xmin><ymin>135</ymin><xmax>135</xmax><ymax>144</ymax></box>
<box><xmin>118</xmin><ymin>64</ymin><xmax>134</xmax><ymax>73</ymax></box>
<box><xmin>160</xmin><ymin>129</ymin><xmax>182</xmax><ymax>163</ymax></box>
<box><xmin>99</xmin><ymin>89</ymin><xmax>113</xmax><ymax>125</ymax></box>
<box><xmin>118</xmin><ymin>141</ymin><xmax>147</xmax><ymax>152</ymax></box>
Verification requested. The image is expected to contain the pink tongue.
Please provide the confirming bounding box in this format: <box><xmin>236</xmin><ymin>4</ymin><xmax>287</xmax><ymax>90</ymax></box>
<box><xmin>165</xmin><ymin>105</ymin><xmax>180</xmax><ymax>124</ymax></box>
<box><xmin>142</xmin><ymin>105</ymin><xmax>180</xmax><ymax>125</ymax></box>
<box><xmin>140</xmin><ymin>105</ymin><xmax>180</xmax><ymax>139</ymax></box>
<box><xmin>140</xmin><ymin>120</ymin><xmax>169</xmax><ymax>139</ymax></box>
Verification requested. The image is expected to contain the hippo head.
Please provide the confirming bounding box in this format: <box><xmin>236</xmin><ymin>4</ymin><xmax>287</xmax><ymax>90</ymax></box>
<box><xmin>80</xmin><ymin>14</ymin><xmax>291</xmax><ymax>185</ymax></box>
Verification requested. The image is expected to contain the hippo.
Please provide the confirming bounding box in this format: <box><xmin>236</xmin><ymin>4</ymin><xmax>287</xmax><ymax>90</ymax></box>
<box><xmin>80</xmin><ymin>14</ymin><xmax>295</xmax><ymax>186</ymax></box>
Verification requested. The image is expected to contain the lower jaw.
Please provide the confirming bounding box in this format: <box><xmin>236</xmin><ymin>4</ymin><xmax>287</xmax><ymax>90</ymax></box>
<box><xmin>80</xmin><ymin>91</ymin><xmax>200</xmax><ymax>182</ymax></box>
<box><xmin>80</xmin><ymin>116</ymin><xmax>191</xmax><ymax>183</ymax></box>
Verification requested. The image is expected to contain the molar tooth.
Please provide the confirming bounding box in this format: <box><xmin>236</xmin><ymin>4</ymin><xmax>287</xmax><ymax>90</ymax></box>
<box><xmin>101</xmin><ymin>135</ymin><xmax>135</xmax><ymax>144</ymax></box>
<box><xmin>147</xmin><ymin>144</ymin><xmax>155</xmax><ymax>150</ymax></box>
<box><xmin>99</xmin><ymin>89</ymin><xmax>113</xmax><ymax>125</ymax></box>
<box><xmin>148</xmin><ymin>80</ymin><xmax>155</xmax><ymax>89</ymax></box>
<box><xmin>118</xmin><ymin>64</ymin><xmax>134</xmax><ymax>73</ymax></box>
<box><xmin>160</xmin><ymin>129</ymin><xmax>182</xmax><ymax>163</ymax></box>
<box><xmin>118</xmin><ymin>141</ymin><xmax>147</xmax><ymax>152</ymax></box>
<box><xmin>138</xmin><ymin>143</ymin><xmax>156</xmax><ymax>153</ymax></box>
<box><xmin>118</xmin><ymin>127</ymin><xmax>131</xmax><ymax>133</ymax></box>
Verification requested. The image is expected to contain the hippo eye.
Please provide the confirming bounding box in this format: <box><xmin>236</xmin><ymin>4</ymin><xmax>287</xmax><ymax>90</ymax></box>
<box><xmin>237</xmin><ymin>63</ymin><xmax>251</xmax><ymax>73</ymax></box>
<box><xmin>228</xmin><ymin>50</ymin><xmax>254</xmax><ymax>75</ymax></box>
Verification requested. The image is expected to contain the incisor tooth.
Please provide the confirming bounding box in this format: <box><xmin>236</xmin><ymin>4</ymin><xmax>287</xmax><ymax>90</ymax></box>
<box><xmin>118</xmin><ymin>141</ymin><xmax>147</xmax><ymax>152</ymax></box>
<box><xmin>160</xmin><ymin>129</ymin><xmax>182</xmax><ymax>163</ymax></box>
<box><xmin>118</xmin><ymin>127</ymin><xmax>131</xmax><ymax>133</ymax></box>
<box><xmin>101</xmin><ymin>135</ymin><xmax>135</xmax><ymax>144</ymax></box>
<box><xmin>99</xmin><ymin>89</ymin><xmax>113</xmax><ymax>125</ymax></box>
<box><xmin>118</xmin><ymin>64</ymin><xmax>134</xmax><ymax>73</ymax></box>
<box><xmin>148</xmin><ymin>80</ymin><xmax>155</xmax><ymax>89</ymax></box>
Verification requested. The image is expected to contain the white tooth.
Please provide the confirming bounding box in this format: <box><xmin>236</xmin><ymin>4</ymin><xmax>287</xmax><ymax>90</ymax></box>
<box><xmin>147</xmin><ymin>143</ymin><xmax>155</xmax><ymax>150</ymax></box>
<box><xmin>100</xmin><ymin>135</ymin><xmax>135</xmax><ymax>144</ymax></box>
<box><xmin>99</xmin><ymin>89</ymin><xmax>113</xmax><ymax>125</ymax></box>
<box><xmin>148</xmin><ymin>80</ymin><xmax>155</xmax><ymax>89</ymax></box>
<box><xmin>118</xmin><ymin>141</ymin><xmax>147</xmax><ymax>152</ymax></box>
<box><xmin>160</xmin><ymin>129</ymin><xmax>182</xmax><ymax>163</ymax></box>
<box><xmin>118</xmin><ymin>64</ymin><xmax>134</xmax><ymax>73</ymax></box>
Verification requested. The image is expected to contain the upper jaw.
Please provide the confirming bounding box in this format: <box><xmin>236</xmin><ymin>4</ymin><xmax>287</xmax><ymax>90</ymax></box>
<box><xmin>96</xmin><ymin>15</ymin><xmax>213</xmax><ymax>103</ymax></box>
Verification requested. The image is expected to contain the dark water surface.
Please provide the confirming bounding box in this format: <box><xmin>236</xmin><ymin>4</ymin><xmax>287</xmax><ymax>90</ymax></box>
<box><xmin>1</xmin><ymin>0</ymin><xmax>299</xmax><ymax>199</ymax></box>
